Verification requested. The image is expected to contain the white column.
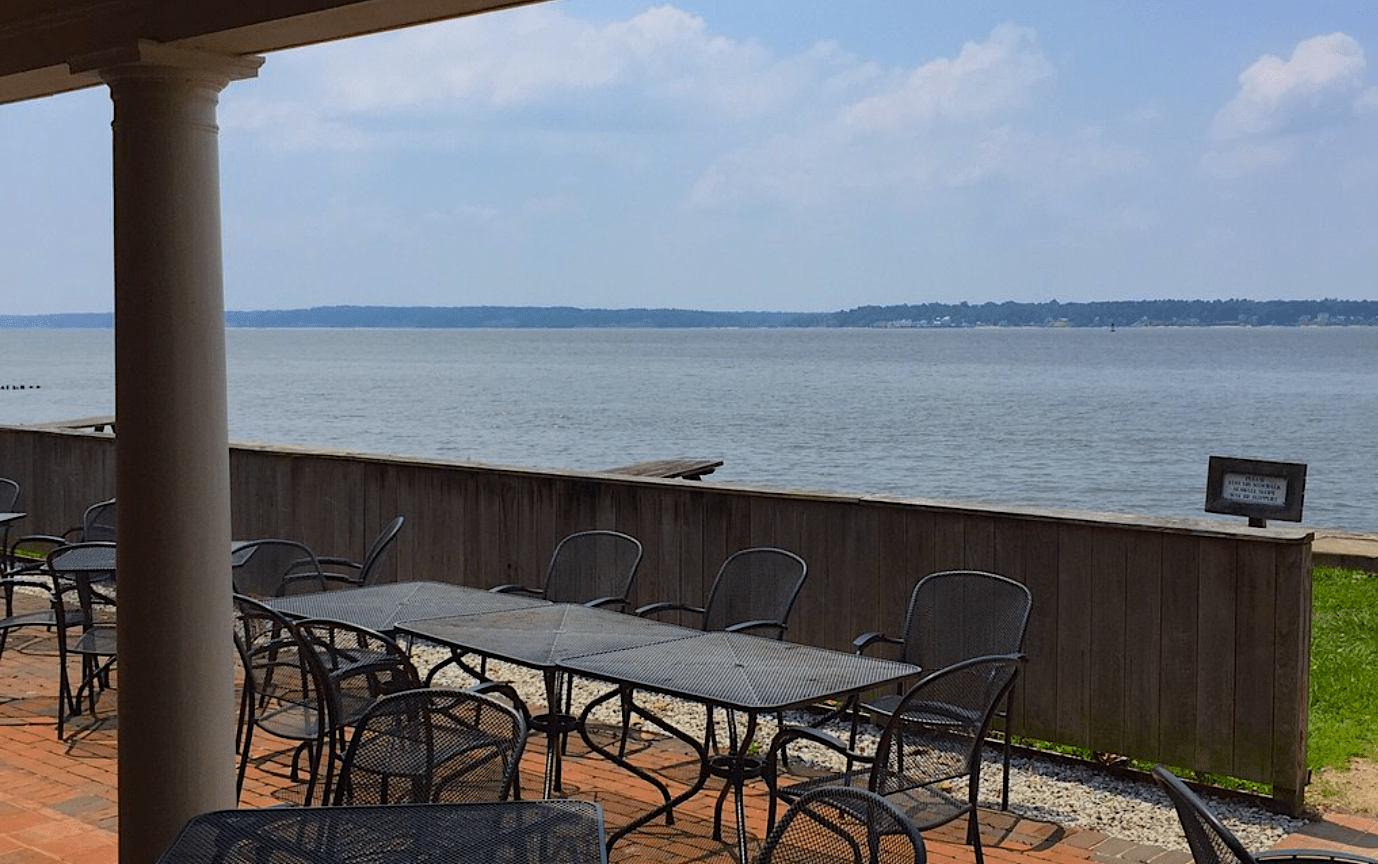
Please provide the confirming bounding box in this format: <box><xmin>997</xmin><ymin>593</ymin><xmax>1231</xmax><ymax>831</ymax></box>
<box><xmin>72</xmin><ymin>41</ymin><xmax>262</xmax><ymax>864</ymax></box>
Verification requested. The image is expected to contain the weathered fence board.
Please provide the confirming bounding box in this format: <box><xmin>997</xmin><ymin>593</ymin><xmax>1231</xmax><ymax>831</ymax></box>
<box><xmin>0</xmin><ymin>425</ymin><xmax>1314</xmax><ymax>809</ymax></box>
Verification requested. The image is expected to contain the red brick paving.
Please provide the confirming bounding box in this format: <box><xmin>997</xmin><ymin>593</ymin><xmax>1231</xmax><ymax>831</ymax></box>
<box><xmin>3</xmin><ymin>619</ymin><xmax>1377</xmax><ymax>864</ymax></box>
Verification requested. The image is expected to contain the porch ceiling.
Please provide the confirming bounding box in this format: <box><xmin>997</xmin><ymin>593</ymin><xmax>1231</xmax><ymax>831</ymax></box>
<box><xmin>0</xmin><ymin>0</ymin><xmax>545</xmax><ymax>103</ymax></box>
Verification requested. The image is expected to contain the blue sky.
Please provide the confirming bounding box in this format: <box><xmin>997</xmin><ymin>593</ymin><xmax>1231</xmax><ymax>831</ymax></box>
<box><xmin>3</xmin><ymin>1</ymin><xmax>1377</xmax><ymax>314</ymax></box>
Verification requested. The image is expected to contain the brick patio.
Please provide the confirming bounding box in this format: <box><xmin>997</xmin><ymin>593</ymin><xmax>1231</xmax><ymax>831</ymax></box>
<box><xmin>2</xmin><ymin>611</ymin><xmax>1376</xmax><ymax>864</ymax></box>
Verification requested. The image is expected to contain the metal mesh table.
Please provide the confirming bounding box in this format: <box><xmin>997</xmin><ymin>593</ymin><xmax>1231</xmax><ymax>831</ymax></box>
<box><xmin>398</xmin><ymin>603</ymin><xmax>701</xmax><ymax>796</ymax></box>
<box><xmin>561</xmin><ymin>630</ymin><xmax>921</xmax><ymax>859</ymax></box>
<box><xmin>154</xmin><ymin>800</ymin><xmax>607</xmax><ymax>864</ymax></box>
<box><xmin>264</xmin><ymin>580</ymin><xmax>549</xmax><ymax>632</ymax></box>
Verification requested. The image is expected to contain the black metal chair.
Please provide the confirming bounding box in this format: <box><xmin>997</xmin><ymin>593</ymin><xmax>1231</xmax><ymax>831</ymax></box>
<box><xmin>635</xmin><ymin>546</ymin><xmax>808</xmax><ymax>754</ymax></box>
<box><xmin>235</xmin><ymin>595</ymin><xmax>420</xmax><ymax>805</ymax></box>
<box><xmin>853</xmin><ymin>569</ymin><xmax>1032</xmax><ymax>810</ymax></box>
<box><xmin>764</xmin><ymin>654</ymin><xmax>1022</xmax><ymax>864</ymax></box>
<box><xmin>756</xmin><ymin>785</ymin><xmax>927</xmax><ymax>864</ymax></box>
<box><xmin>293</xmin><ymin>616</ymin><xmax>421</xmax><ymax>799</ymax></box>
<box><xmin>234</xmin><ymin>594</ymin><xmax>332</xmax><ymax>804</ymax></box>
<box><xmin>1</xmin><ymin>530</ymin><xmax>68</xmax><ymax>665</ymax></box>
<box><xmin>486</xmin><ymin>529</ymin><xmax>643</xmax><ymax>733</ymax></box>
<box><xmin>231</xmin><ymin>538</ymin><xmax>326</xmax><ymax>598</ymax></box>
<box><xmin>0</xmin><ymin>478</ymin><xmax>18</xmax><ymax>564</ymax></box>
<box><xmin>0</xmin><ymin>542</ymin><xmax>58</xmax><ymax>665</ymax></box>
<box><xmin>332</xmin><ymin>685</ymin><xmax>529</xmax><ymax>806</ymax></box>
<box><xmin>63</xmin><ymin>497</ymin><xmax>117</xmax><ymax>543</ymax></box>
<box><xmin>492</xmin><ymin>529</ymin><xmax>643</xmax><ymax>610</ymax></box>
<box><xmin>280</xmin><ymin>515</ymin><xmax>406</xmax><ymax>593</ymax></box>
<box><xmin>1153</xmin><ymin>766</ymin><xmax>1378</xmax><ymax>864</ymax></box>
<box><xmin>46</xmin><ymin>541</ymin><xmax>118</xmax><ymax>738</ymax></box>
<box><xmin>637</xmin><ymin>546</ymin><xmax>809</xmax><ymax>638</ymax></box>
<box><xmin>0</xmin><ymin>482</ymin><xmax>59</xmax><ymax>665</ymax></box>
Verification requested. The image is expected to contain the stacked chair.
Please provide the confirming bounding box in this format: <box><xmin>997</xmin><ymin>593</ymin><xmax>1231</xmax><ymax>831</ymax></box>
<box><xmin>233</xmin><ymin>594</ymin><xmax>421</xmax><ymax>804</ymax></box>
<box><xmin>47</xmin><ymin>541</ymin><xmax>118</xmax><ymax>738</ymax></box>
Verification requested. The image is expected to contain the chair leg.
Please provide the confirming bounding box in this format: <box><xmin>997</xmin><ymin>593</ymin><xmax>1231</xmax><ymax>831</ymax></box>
<box><xmin>1001</xmin><ymin>689</ymin><xmax>1015</xmax><ymax>810</ymax></box>
<box><xmin>968</xmin><ymin>808</ymin><xmax>986</xmax><ymax>864</ymax></box>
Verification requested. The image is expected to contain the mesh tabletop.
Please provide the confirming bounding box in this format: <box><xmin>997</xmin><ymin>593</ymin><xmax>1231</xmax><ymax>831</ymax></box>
<box><xmin>562</xmin><ymin>630</ymin><xmax>921</xmax><ymax>712</ymax></box>
<box><xmin>265</xmin><ymin>581</ymin><xmax>549</xmax><ymax>632</ymax></box>
<box><xmin>398</xmin><ymin>602</ymin><xmax>701</xmax><ymax>669</ymax></box>
<box><xmin>49</xmin><ymin>543</ymin><xmax>116</xmax><ymax>572</ymax></box>
<box><xmin>155</xmin><ymin>800</ymin><xmax>607</xmax><ymax>864</ymax></box>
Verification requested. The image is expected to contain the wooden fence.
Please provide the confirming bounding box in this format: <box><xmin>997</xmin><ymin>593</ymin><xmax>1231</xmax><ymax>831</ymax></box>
<box><xmin>0</xmin><ymin>424</ymin><xmax>1313</xmax><ymax>809</ymax></box>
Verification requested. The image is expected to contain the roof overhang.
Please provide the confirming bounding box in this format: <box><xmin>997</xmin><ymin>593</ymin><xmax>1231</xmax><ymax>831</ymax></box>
<box><xmin>0</xmin><ymin>0</ymin><xmax>544</xmax><ymax>103</ymax></box>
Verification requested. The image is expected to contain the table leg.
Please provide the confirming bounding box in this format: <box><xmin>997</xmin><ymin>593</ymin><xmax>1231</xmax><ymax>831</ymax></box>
<box><xmin>708</xmin><ymin>708</ymin><xmax>760</xmax><ymax>864</ymax></box>
<box><xmin>577</xmin><ymin>685</ymin><xmax>711</xmax><ymax>854</ymax></box>
<box><xmin>531</xmin><ymin>670</ymin><xmax>582</xmax><ymax>797</ymax></box>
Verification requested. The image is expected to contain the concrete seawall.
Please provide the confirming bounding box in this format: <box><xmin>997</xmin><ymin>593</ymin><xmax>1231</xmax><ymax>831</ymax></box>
<box><xmin>1313</xmin><ymin>531</ymin><xmax>1378</xmax><ymax>571</ymax></box>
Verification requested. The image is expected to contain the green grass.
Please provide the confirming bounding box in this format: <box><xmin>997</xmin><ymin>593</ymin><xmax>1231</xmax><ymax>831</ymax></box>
<box><xmin>1011</xmin><ymin>565</ymin><xmax>1378</xmax><ymax>793</ymax></box>
<box><xmin>1308</xmin><ymin>565</ymin><xmax>1378</xmax><ymax>770</ymax></box>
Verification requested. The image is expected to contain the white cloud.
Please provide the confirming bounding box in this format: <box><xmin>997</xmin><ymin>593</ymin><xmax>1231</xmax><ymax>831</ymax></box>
<box><xmin>1212</xmin><ymin>33</ymin><xmax>1367</xmax><ymax>142</ymax></box>
<box><xmin>1206</xmin><ymin>33</ymin><xmax>1371</xmax><ymax>176</ymax></box>
<box><xmin>224</xmin><ymin>9</ymin><xmax>1140</xmax><ymax>212</ymax></box>
<box><xmin>690</xmin><ymin>23</ymin><xmax>1140</xmax><ymax>209</ymax></box>
<box><xmin>841</xmin><ymin>23</ymin><xmax>1053</xmax><ymax>131</ymax></box>
<box><xmin>225</xmin><ymin>4</ymin><xmax>840</xmax><ymax>151</ymax></box>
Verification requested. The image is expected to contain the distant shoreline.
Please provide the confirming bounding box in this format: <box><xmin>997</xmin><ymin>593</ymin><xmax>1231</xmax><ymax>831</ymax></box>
<box><xmin>2</xmin><ymin>298</ymin><xmax>1376</xmax><ymax>329</ymax></box>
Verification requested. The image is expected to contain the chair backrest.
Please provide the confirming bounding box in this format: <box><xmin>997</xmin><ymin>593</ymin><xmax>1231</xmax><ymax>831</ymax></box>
<box><xmin>357</xmin><ymin>515</ymin><xmax>405</xmax><ymax>586</ymax></box>
<box><xmin>0</xmin><ymin>478</ymin><xmax>18</xmax><ymax>512</ymax></box>
<box><xmin>334</xmin><ymin>686</ymin><xmax>528</xmax><ymax>805</ymax></box>
<box><xmin>1152</xmin><ymin>765</ymin><xmax>1256</xmax><ymax>864</ymax></box>
<box><xmin>756</xmin><ymin>785</ymin><xmax>927</xmax><ymax>864</ymax></box>
<box><xmin>78</xmin><ymin>498</ymin><xmax>117</xmax><ymax>543</ymax></box>
<box><xmin>702</xmin><ymin>547</ymin><xmax>808</xmax><ymax>637</ymax></box>
<box><xmin>898</xmin><ymin>570</ymin><xmax>1032</xmax><ymax>669</ymax></box>
<box><xmin>232</xmin><ymin>539</ymin><xmax>324</xmax><ymax>598</ymax></box>
<box><xmin>291</xmin><ymin>617</ymin><xmax>420</xmax><ymax>727</ymax></box>
<box><xmin>871</xmin><ymin>654</ymin><xmax>1021</xmax><ymax>802</ymax></box>
<box><xmin>540</xmin><ymin>530</ymin><xmax>643</xmax><ymax>608</ymax></box>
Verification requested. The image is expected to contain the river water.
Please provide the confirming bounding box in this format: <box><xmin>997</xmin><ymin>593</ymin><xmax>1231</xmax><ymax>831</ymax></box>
<box><xmin>1</xmin><ymin>325</ymin><xmax>1373</xmax><ymax>531</ymax></box>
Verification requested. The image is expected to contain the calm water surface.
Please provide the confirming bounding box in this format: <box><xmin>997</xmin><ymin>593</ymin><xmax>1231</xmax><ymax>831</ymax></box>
<box><xmin>2</xmin><ymin>326</ymin><xmax>1374</xmax><ymax>531</ymax></box>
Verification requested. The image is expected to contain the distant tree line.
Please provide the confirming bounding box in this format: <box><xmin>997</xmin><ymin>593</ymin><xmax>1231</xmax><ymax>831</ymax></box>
<box><xmin>830</xmin><ymin>298</ymin><xmax>1378</xmax><ymax>328</ymax></box>
<box><xmin>2</xmin><ymin>299</ymin><xmax>1376</xmax><ymax>329</ymax></box>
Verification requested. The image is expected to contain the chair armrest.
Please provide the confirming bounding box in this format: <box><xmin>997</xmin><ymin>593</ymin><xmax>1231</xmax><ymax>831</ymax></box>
<box><xmin>490</xmin><ymin>584</ymin><xmax>543</xmax><ymax>596</ymax></box>
<box><xmin>314</xmin><ymin>555</ymin><xmax>359</xmax><ymax>568</ymax></box>
<box><xmin>635</xmin><ymin>600</ymin><xmax>703</xmax><ymax>619</ymax></box>
<box><xmin>763</xmin><ymin>725</ymin><xmax>872</xmax><ymax>788</ymax></box>
<box><xmin>853</xmin><ymin>631</ymin><xmax>902</xmax><ymax>654</ymax></box>
<box><xmin>277</xmin><ymin>571</ymin><xmax>363</xmax><ymax>594</ymax></box>
<box><xmin>285</xmin><ymin>556</ymin><xmax>361</xmax><ymax>576</ymax></box>
<box><xmin>723</xmin><ymin>619</ymin><xmax>787</xmax><ymax>638</ymax></box>
<box><xmin>468</xmin><ymin>681</ymin><xmax>532</xmax><ymax>727</ymax></box>
<box><xmin>583</xmin><ymin>596</ymin><xmax>627</xmax><ymax>610</ymax></box>
<box><xmin>6</xmin><ymin>534</ymin><xmax>68</xmax><ymax>573</ymax></box>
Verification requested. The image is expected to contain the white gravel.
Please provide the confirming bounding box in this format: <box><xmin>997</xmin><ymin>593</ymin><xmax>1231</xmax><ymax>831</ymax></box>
<box><xmin>411</xmin><ymin>645</ymin><xmax>1310</xmax><ymax>853</ymax></box>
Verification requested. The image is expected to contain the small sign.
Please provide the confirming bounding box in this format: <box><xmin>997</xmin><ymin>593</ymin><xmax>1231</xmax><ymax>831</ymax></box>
<box><xmin>1205</xmin><ymin>456</ymin><xmax>1306</xmax><ymax>526</ymax></box>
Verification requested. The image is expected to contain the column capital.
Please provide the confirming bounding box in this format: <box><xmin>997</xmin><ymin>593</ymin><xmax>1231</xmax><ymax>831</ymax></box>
<box><xmin>69</xmin><ymin>39</ymin><xmax>263</xmax><ymax>87</ymax></box>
